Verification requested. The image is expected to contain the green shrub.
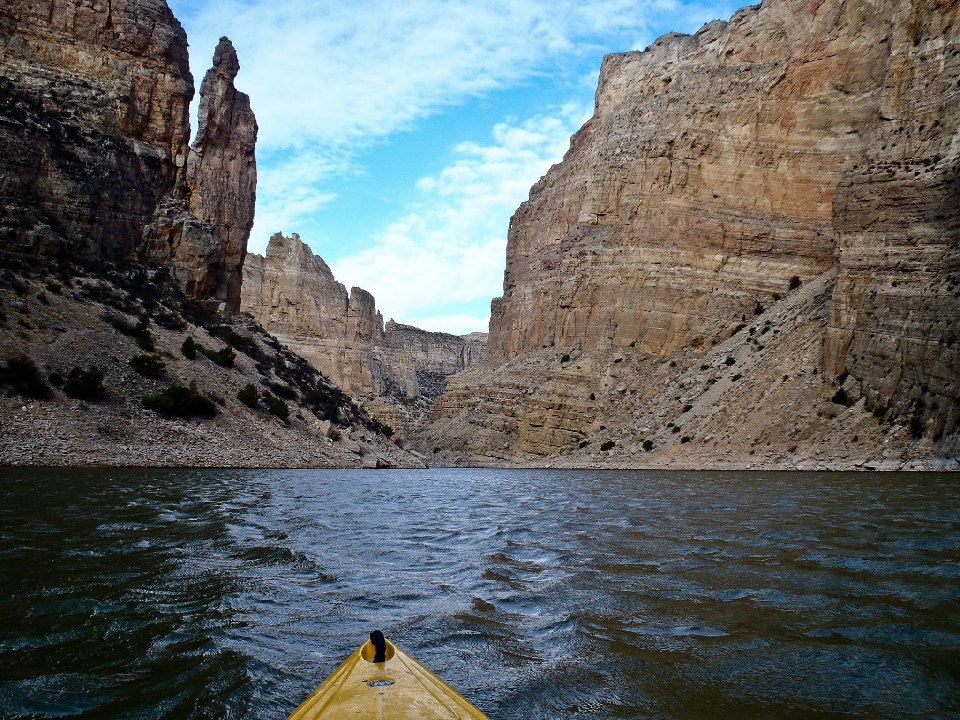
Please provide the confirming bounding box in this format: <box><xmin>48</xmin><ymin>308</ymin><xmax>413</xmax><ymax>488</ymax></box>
<box><xmin>237</xmin><ymin>383</ymin><xmax>259</xmax><ymax>408</ymax></box>
<box><xmin>306</xmin><ymin>388</ymin><xmax>332</xmax><ymax>405</ymax></box>
<box><xmin>48</xmin><ymin>371</ymin><xmax>62</xmax><ymax>387</ymax></box>
<box><xmin>682</xmin><ymin>404</ymin><xmax>693</xmax><ymax>413</ymax></box>
<box><xmin>270</xmin><ymin>381</ymin><xmax>297</xmax><ymax>400</ymax></box>
<box><xmin>199</xmin><ymin>344</ymin><xmax>235</xmax><ymax>367</ymax></box>
<box><xmin>725</xmin><ymin>356</ymin><xmax>736</xmax><ymax>366</ymax></box>
<box><xmin>182</xmin><ymin>336</ymin><xmax>197</xmax><ymax>359</ymax></box>
<box><xmin>269</xmin><ymin>398</ymin><xmax>290</xmax><ymax>421</ymax></box>
<box><xmin>560</xmin><ymin>354</ymin><xmax>570</xmax><ymax>363</ymax></box>
<box><xmin>113</xmin><ymin>318</ymin><xmax>154</xmax><ymax>351</ymax></box>
<box><xmin>642</xmin><ymin>439</ymin><xmax>654</xmax><ymax>452</ymax></box>
<box><xmin>600</xmin><ymin>440</ymin><xmax>615</xmax><ymax>451</ymax></box>
<box><xmin>731</xmin><ymin>373</ymin><xmax>742</xmax><ymax>381</ymax></box>
<box><xmin>433</xmin><ymin>446</ymin><xmax>441</xmax><ymax>454</ymax></box>
<box><xmin>754</xmin><ymin>303</ymin><xmax>765</xmax><ymax>316</ymax></box>
<box><xmin>0</xmin><ymin>355</ymin><xmax>51</xmax><ymax>398</ymax></box>
<box><xmin>578</xmin><ymin>440</ymin><xmax>590</xmax><ymax>449</ymax></box>
<box><xmin>129</xmin><ymin>353</ymin><xmax>166</xmax><ymax>378</ymax></box>
<box><xmin>142</xmin><ymin>381</ymin><xmax>216</xmax><ymax>417</ymax></box>
<box><xmin>64</xmin><ymin>365</ymin><xmax>104</xmax><ymax>399</ymax></box>
<box><xmin>45</xmin><ymin>282</ymin><xmax>62</xmax><ymax>295</ymax></box>
<box><xmin>381</xmin><ymin>423</ymin><xmax>394</xmax><ymax>438</ymax></box>
<box><xmin>681</xmin><ymin>436</ymin><xmax>691</xmax><ymax>443</ymax></box>
<box><xmin>789</xmin><ymin>275</ymin><xmax>802</xmax><ymax>290</ymax></box>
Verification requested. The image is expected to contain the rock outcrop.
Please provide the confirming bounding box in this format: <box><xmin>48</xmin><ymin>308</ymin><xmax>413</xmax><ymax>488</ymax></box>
<box><xmin>427</xmin><ymin>0</ymin><xmax>960</xmax><ymax>463</ymax></box>
<box><xmin>0</xmin><ymin>1</ymin><xmax>256</xmax><ymax>311</ymax></box>
<box><xmin>241</xmin><ymin>233</ymin><xmax>486</xmax><ymax>434</ymax></box>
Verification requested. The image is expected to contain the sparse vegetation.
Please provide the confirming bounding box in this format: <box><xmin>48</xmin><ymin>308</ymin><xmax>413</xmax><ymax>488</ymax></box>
<box><xmin>113</xmin><ymin>318</ymin><xmax>154</xmax><ymax>351</ymax></box>
<box><xmin>269</xmin><ymin>398</ymin><xmax>290</xmax><ymax>421</ymax></box>
<box><xmin>45</xmin><ymin>281</ymin><xmax>62</xmax><ymax>295</ymax></box>
<box><xmin>143</xmin><ymin>381</ymin><xmax>217</xmax><ymax>418</ymax></box>
<box><xmin>0</xmin><ymin>355</ymin><xmax>51</xmax><ymax>398</ymax></box>
<box><xmin>129</xmin><ymin>353</ymin><xmax>166</xmax><ymax>378</ymax></box>
<box><xmin>237</xmin><ymin>383</ymin><xmax>259</xmax><ymax>408</ymax></box>
<box><xmin>199</xmin><ymin>343</ymin><xmax>235</xmax><ymax>368</ymax></box>
<box><xmin>181</xmin><ymin>336</ymin><xmax>197</xmax><ymax>359</ymax></box>
<box><xmin>270</xmin><ymin>381</ymin><xmax>297</xmax><ymax>400</ymax></box>
<box><xmin>64</xmin><ymin>365</ymin><xmax>105</xmax><ymax>400</ymax></box>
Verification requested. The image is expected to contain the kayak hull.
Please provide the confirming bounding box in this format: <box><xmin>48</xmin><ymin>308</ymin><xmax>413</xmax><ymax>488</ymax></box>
<box><xmin>286</xmin><ymin>639</ymin><xmax>490</xmax><ymax>719</ymax></box>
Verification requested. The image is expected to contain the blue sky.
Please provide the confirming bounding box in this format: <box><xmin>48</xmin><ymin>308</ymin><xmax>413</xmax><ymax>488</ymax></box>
<box><xmin>167</xmin><ymin>0</ymin><xmax>739</xmax><ymax>334</ymax></box>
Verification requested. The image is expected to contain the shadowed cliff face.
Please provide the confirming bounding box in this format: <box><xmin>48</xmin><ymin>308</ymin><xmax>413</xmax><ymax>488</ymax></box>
<box><xmin>0</xmin><ymin>2</ymin><xmax>257</xmax><ymax>312</ymax></box>
<box><xmin>431</xmin><ymin>0</ymin><xmax>960</xmax><ymax>462</ymax></box>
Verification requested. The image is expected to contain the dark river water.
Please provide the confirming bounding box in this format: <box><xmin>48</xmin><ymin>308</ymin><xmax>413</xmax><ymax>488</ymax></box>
<box><xmin>1</xmin><ymin>468</ymin><xmax>959</xmax><ymax>719</ymax></box>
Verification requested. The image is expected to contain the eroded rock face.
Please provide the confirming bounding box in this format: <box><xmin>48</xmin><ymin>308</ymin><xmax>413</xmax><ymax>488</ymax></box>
<box><xmin>822</xmin><ymin>0</ymin><xmax>960</xmax><ymax>451</ymax></box>
<box><xmin>185</xmin><ymin>37</ymin><xmax>257</xmax><ymax>311</ymax></box>
<box><xmin>433</xmin><ymin>0</ymin><xmax>960</xmax><ymax>461</ymax></box>
<box><xmin>0</xmin><ymin>2</ymin><xmax>257</xmax><ymax>311</ymax></box>
<box><xmin>241</xmin><ymin>233</ymin><xmax>486</xmax><ymax>416</ymax></box>
<box><xmin>0</xmin><ymin>0</ymin><xmax>193</xmax><ymax>258</ymax></box>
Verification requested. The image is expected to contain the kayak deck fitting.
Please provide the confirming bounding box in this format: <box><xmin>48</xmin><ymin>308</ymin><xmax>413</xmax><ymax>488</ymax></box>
<box><xmin>286</xmin><ymin>631</ymin><xmax>490</xmax><ymax>719</ymax></box>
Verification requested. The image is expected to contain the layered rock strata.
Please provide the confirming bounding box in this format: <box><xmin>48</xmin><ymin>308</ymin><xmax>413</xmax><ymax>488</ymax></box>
<box><xmin>241</xmin><ymin>233</ymin><xmax>486</xmax><ymax>433</ymax></box>
<box><xmin>0</xmin><ymin>1</ymin><xmax>256</xmax><ymax>311</ymax></box>
<box><xmin>430</xmin><ymin>0</ymin><xmax>960</xmax><ymax>462</ymax></box>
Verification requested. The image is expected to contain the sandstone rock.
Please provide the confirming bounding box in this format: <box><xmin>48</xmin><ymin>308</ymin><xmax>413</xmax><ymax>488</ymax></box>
<box><xmin>184</xmin><ymin>37</ymin><xmax>257</xmax><ymax>312</ymax></box>
<box><xmin>0</xmin><ymin>3</ymin><xmax>257</xmax><ymax>311</ymax></box>
<box><xmin>428</xmin><ymin>0</ymin><xmax>960</xmax><ymax>465</ymax></box>
<box><xmin>241</xmin><ymin>232</ymin><xmax>487</xmax><ymax>433</ymax></box>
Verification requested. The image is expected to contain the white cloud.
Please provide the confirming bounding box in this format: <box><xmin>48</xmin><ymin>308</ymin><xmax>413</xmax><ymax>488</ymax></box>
<box><xmin>329</xmin><ymin>103</ymin><xmax>591</xmax><ymax>334</ymax></box>
<box><xmin>247</xmin><ymin>149</ymin><xmax>351</xmax><ymax>254</ymax></box>
<box><xmin>174</xmin><ymin>0</ymin><xmax>735</xmax><ymax>152</ymax></box>
<box><xmin>169</xmin><ymin>0</ymin><xmax>742</xmax><ymax>326</ymax></box>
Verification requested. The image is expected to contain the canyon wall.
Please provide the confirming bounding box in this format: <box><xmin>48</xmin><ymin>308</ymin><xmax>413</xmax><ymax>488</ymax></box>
<box><xmin>0</xmin><ymin>1</ymin><xmax>256</xmax><ymax>311</ymax></box>
<box><xmin>428</xmin><ymin>0</ymin><xmax>959</xmax><ymax>464</ymax></box>
<box><xmin>241</xmin><ymin>233</ymin><xmax>486</xmax><ymax>433</ymax></box>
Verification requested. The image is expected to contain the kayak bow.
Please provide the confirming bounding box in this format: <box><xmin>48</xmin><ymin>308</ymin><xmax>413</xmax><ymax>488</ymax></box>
<box><xmin>286</xmin><ymin>631</ymin><xmax>490</xmax><ymax>719</ymax></box>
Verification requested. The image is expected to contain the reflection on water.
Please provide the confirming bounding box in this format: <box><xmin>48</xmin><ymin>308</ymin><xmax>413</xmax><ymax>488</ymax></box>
<box><xmin>1</xmin><ymin>468</ymin><xmax>959</xmax><ymax>718</ymax></box>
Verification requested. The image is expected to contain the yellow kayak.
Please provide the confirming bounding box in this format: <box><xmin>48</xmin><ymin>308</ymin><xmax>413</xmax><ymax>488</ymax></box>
<box><xmin>286</xmin><ymin>631</ymin><xmax>490</xmax><ymax>719</ymax></box>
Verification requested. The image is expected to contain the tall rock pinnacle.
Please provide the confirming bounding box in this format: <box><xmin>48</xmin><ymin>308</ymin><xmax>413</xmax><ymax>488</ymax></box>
<box><xmin>186</xmin><ymin>36</ymin><xmax>258</xmax><ymax>312</ymax></box>
<box><xmin>0</xmin><ymin>5</ymin><xmax>257</xmax><ymax>313</ymax></box>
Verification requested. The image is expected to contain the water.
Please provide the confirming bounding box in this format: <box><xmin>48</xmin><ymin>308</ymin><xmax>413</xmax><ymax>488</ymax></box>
<box><xmin>1</xmin><ymin>468</ymin><xmax>959</xmax><ymax>719</ymax></box>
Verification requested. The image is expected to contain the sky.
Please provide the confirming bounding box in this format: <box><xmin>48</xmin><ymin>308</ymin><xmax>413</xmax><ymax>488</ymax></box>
<box><xmin>167</xmin><ymin>0</ymin><xmax>739</xmax><ymax>334</ymax></box>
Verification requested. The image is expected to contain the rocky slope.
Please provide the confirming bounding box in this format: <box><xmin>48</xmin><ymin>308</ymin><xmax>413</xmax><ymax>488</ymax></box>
<box><xmin>241</xmin><ymin>232</ymin><xmax>486</xmax><ymax>437</ymax></box>
<box><xmin>0</xmin><ymin>0</ymin><xmax>256</xmax><ymax>311</ymax></box>
<box><xmin>0</xmin><ymin>256</ymin><xmax>421</xmax><ymax>468</ymax></box>
<box><xmin>426</xmin><ymin>0</ymin><xmax>959</xmax><ymax>466</ymax></box>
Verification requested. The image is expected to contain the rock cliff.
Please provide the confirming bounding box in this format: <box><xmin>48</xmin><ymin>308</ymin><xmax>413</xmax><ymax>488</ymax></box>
<box><xmin>0</xmin><ymin>1</ymin><xmax>256</xmax><ymax>311</ymax></box>
<box><xmin>427</xmin><ymin>0</ymin><xmax>960</xmax><ymax>465</ymax></box>
<box><xmin>241</xmin><ymin>233</ymin><xmax>486</xmax><ymax>435</ymax></box>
